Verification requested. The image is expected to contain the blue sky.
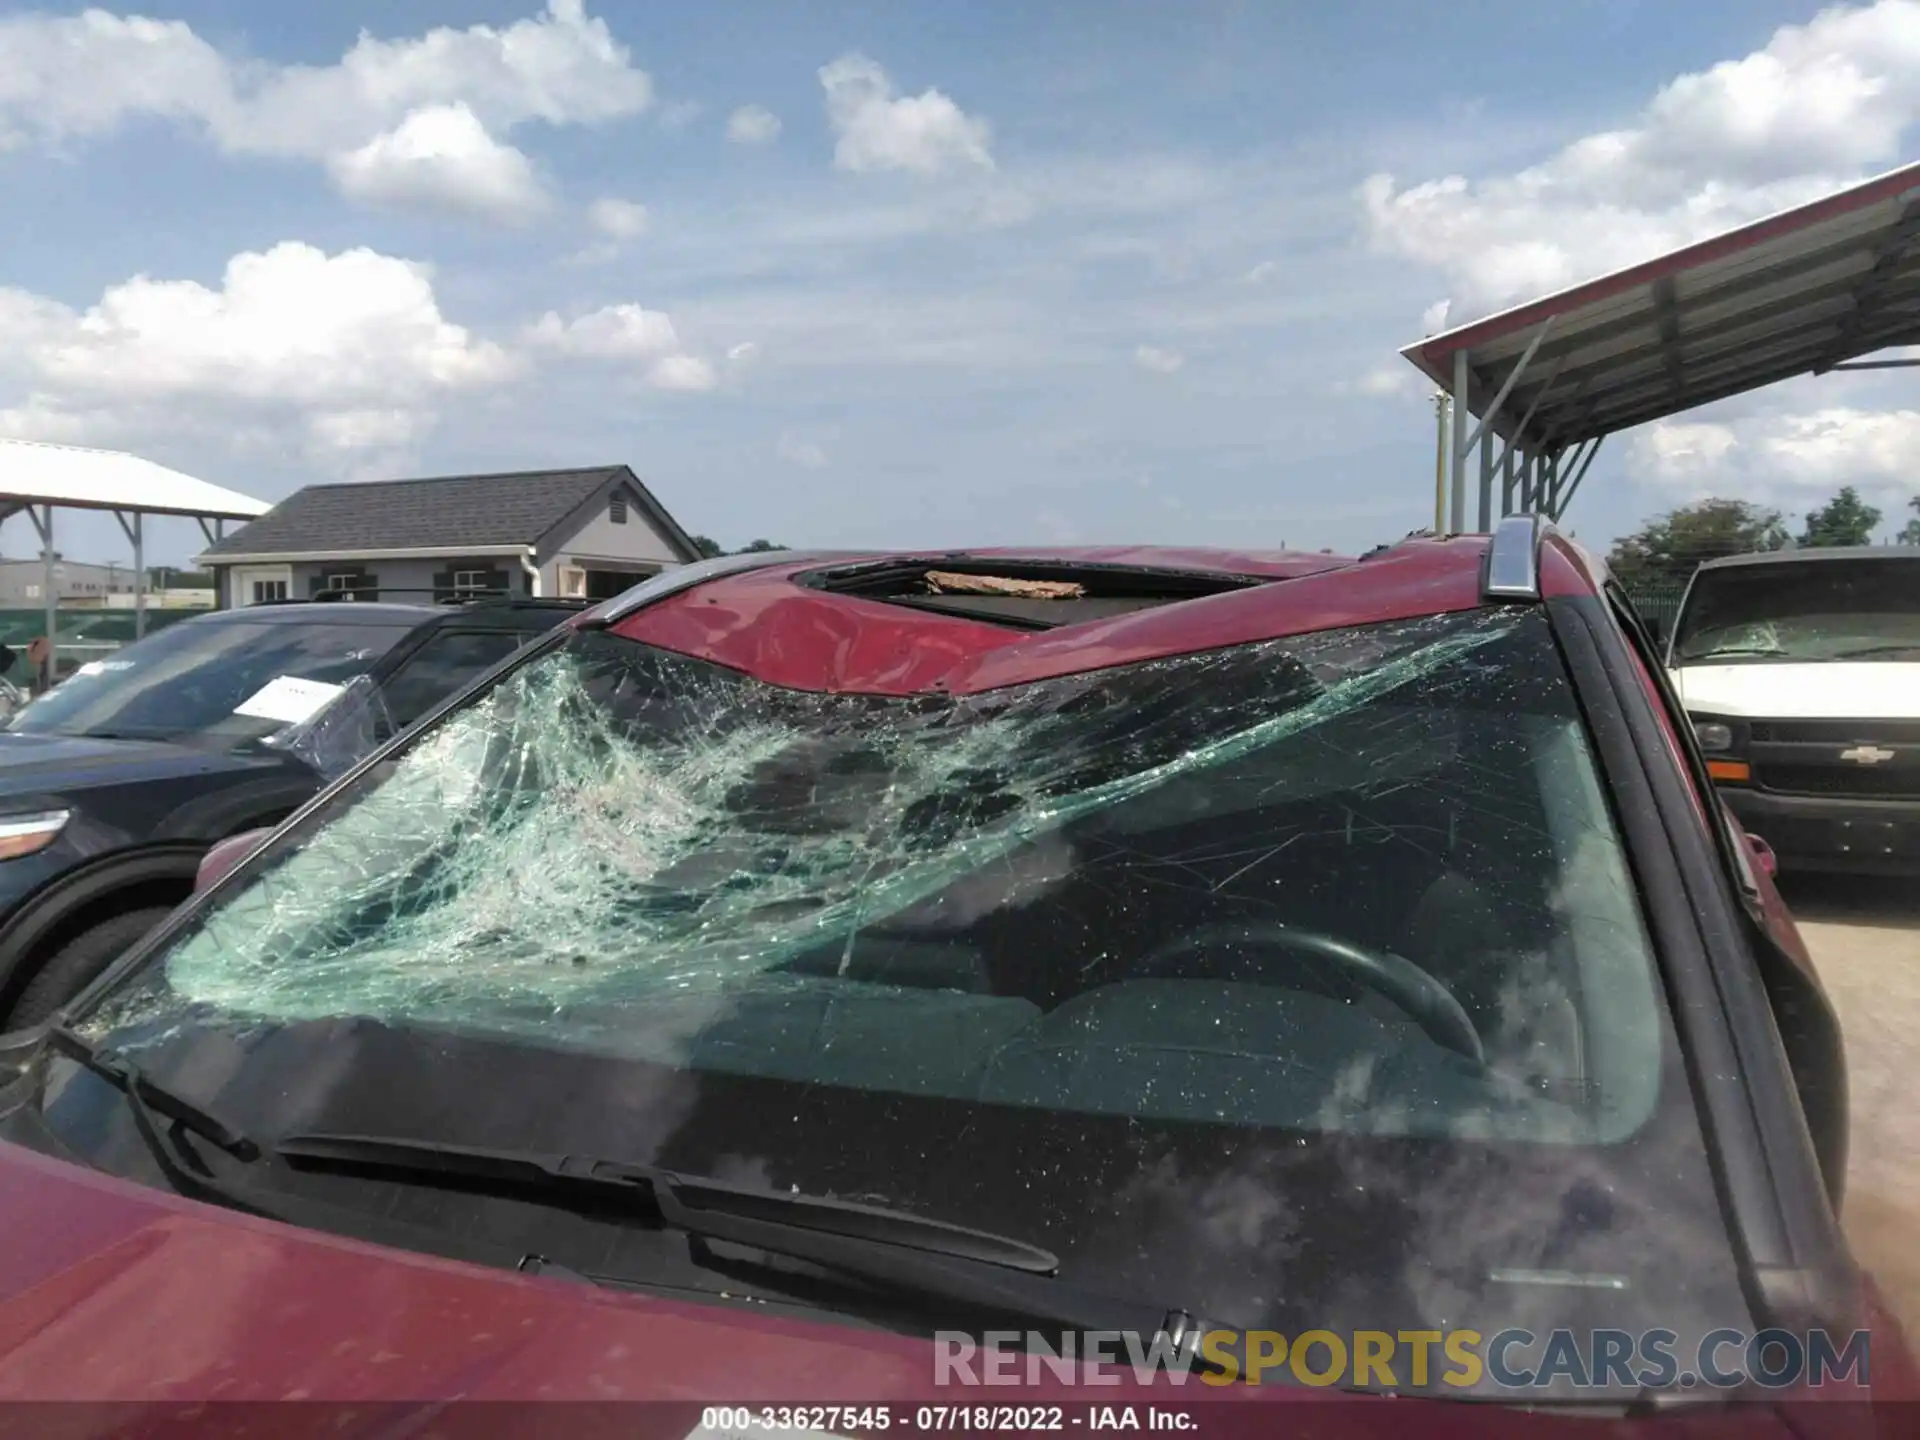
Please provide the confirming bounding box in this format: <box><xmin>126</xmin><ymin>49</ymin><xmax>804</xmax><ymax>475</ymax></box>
<box><xmin>3</xmin><ymin>0</ymin><xmax>1918</xmax><ymax>569</ymax></box>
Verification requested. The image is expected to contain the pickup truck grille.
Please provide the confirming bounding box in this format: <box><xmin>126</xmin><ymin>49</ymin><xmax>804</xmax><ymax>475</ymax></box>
<box><xmin>1749</xmin><ymin>719</ymin><xmax>1920</xmax><ymax>745</ymax></box>
<box><xmin>1755</xmin><ymin>764</ymin><xmax>1920</xmax><ymax>801</ymax></box>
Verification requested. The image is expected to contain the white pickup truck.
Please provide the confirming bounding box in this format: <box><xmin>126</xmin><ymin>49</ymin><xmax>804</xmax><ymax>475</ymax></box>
<box><xmin>1664</xmin><ymin>545</ymin><xmax>1920</xmax><ymax>875</ymax></box>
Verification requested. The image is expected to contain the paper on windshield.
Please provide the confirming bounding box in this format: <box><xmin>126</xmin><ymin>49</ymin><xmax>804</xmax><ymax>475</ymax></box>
<box><xmin>233</xmin><ymin>675</ymin><xmax>347</xmax><ymax>726</ymax></box>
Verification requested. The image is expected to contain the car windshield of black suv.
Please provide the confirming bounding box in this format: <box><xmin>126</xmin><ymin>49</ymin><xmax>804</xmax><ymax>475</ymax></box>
<box><xmin>1672</xmin><ymin>556</ymin><xmax>1920</xmax><ymax>665</ymax></box>
<box><xmin>54</xmin><ymin>607</ymin><xmax>1750</xmax><ymax>1397</ymax></box>
<box><xmin>6</xmin><ymin>614</ymin><xmax>420</xmax><ymax>749</ymax></box>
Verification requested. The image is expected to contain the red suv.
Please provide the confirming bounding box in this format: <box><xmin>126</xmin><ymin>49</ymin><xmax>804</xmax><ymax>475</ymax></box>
<box><xmin>0</xmin><ymin>519</ymin><xmax>1906</xmax><ymax>1432</ymax></box>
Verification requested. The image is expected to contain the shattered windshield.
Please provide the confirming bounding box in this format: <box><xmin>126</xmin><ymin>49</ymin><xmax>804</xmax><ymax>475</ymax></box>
<box><xmin>7</xmin><ymin>615</ymin><xmax>419</xmax><ymax>748</ymax></box>
<box><xmin>62</xmin><ymin>608</ymin><xmax>1747</xmax><ymax>1374</ymax></box>
<box><xmin>1673</xmin><ymin>558</ymin><xmax>1920</xmax><ymax>664</ymax></box>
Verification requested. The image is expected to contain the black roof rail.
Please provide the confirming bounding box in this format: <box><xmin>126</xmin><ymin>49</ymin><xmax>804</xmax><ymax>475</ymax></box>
<box><xmin>306</xmin><ymin>586</ymin><xmax>588</xmax><ymax>609</ymax></box>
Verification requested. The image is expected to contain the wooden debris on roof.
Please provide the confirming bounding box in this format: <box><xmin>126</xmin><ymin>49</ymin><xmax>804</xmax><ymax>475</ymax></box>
<box><xmin>924</xmin><ymin>571</ymin><xmax>1086</xmax><ymax>599</ymax></box>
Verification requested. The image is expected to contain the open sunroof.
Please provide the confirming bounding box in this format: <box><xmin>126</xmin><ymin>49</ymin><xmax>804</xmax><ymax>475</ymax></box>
<box><xmin>795</xmin><ymin>557</ymin><xmax>1268</xmax><ymax>630</ymax></box>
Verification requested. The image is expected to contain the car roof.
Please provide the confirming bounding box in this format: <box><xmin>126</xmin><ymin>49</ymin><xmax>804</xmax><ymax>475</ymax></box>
<box><xmin>180</xmin><ymin>601</ymin><xmax>439</xmax><ymax>625</ymax></box>
<box><xmin>595</xmin><ymin>534</ymin><xmax>1602</xmax><ymax>697</ymax></box>
<box><xmin>1697</xmin><ymin>545</ymin><xmax>1920</xmax><ymax>570</ymax></box>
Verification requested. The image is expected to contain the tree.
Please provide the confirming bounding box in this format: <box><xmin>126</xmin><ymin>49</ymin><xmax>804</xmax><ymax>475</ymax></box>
<box><xmin>1797</xmin><ymin>485</ymin><xmax>1881</xmax><ymax>548</ymax></box>
<box><xmin>688</xmin><ymin>535</ymin><xmax>789</xmax><ymax>557</ymax></box>
<box><xmin>1607</xmin><ymin>498</ymin><xmax>1789</xmax><ymax>589</ymax></box>
<box><xmin>1898</xmin><ymin>497</ymin><xmax>1920</xmax><ymax>547</ymax></box>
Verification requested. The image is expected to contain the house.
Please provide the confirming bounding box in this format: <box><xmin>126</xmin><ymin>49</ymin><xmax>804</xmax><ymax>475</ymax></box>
<box><xmin>196</xmin><ymin>466</ymin><xmax>702</xmax><ymax>608</ymax></box>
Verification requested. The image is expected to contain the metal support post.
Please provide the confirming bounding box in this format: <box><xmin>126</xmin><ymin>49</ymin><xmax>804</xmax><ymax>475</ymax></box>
<box><xmin>1458</xmin><ymin>318</ymin><xmax>1556</xmax><ymax>457</ymax></box>
<box><xmin>113</xmin><ymin>510</ymin><xmax>147</xmax><ymax>639</ymax></box>
<box><xmin>1450</xmin><ymin>349</ymin><xmax>1471</xmax><ymax>536</ymax></box>
<box><xmin>1477</xmin><ymin>420</ymin><xmax>1496</xmax><ymax>532</ymax></box>
<box><xmin>27</xmin><ymin>505</ymin><xmax>55</xmax><ymax>688</ymax></box>
<box><xmin>1556</xmin><ymin>436</ymin><xmax>1605</xmax><ymax>517</ymax></box>
<box><xmin>1501</xmin><ymin>445</ymin><xmax>1518</xmax><ymax>517</ymax></box>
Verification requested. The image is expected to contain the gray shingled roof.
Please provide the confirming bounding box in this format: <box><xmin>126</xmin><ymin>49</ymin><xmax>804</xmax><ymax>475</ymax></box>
<box><xmin>201</xmin><ymin>466</ymin><xmax>697</xmax><ymax>560</ymax></box>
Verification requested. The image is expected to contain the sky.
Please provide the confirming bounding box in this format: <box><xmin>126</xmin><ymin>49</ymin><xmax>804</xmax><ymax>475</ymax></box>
<box><xmin>4</xmin><ymin>0</ymin><xmax>1920</xmax><ymax>569</ymax></box>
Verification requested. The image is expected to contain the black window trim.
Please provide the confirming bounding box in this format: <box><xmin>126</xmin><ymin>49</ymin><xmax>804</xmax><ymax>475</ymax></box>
<box><xmin>1545</xmin><ymin>593</ymin><xmax>1858</xmax><ymax>1337</ymax></box>
<box><xmin>1603</xmin><ymin>581</ymin><xmax>1852</xmax><ymax>1225</ymax></box>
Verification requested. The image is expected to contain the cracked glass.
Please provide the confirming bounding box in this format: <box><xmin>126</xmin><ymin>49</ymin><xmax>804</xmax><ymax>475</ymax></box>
<box><xmin>1674</xmin><ymin>556</ymin><xmax>1920</xmax><ymax>664</ymax></box>
<box><xmin>84</xmin><ymin>607</ymin><xmax>1664</xmax><ymax>1144</ymax></box>
<box><xmin>54</xmin><ymin>605</ymin><xmax>1753</xmax><ymax>1381</ymax></box>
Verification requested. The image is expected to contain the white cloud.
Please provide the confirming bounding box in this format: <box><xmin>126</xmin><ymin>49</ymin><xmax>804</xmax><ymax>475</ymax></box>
<box><xmin>0</xmin><ymin>242</ymin><xmax>516</xmax><ymax>461</ymax></box>
<box><xmin>656</xmin><ymin>98</ymin><xmax>702</xmax><ymax>131</ymax></box>
<box><xmin>818</xmin><ymin>53</ymin><xmax>993</xmax><ymax>177</ymax></box>
<box><xmin>1346</xmin><ymin>363</ymin><xmax>1423</xmax><ymax>398</ymax></box>
<box><xmin>1362</xmin><ymin>0</ymin><xmax>1920</xmax><ymax>317</ymax></box>
<box><xmin>586</xmin><ymin>196</ymin><xmax>649</xmax><ymax>238</ymax></box>
<box><xmin>328</xmin><ymin>103</ymin><xmax>547</xmax><ymax>221</ymax></box>
<box><xmin>648</xmin><ymin>354</ymin><xmax>718</xmax><ymax>391</ymax></box>
<box><xmin>1630</xmin><ymin>406</ymin><xmax>1920</xmax><ymax>511</ymax></box>
<box><xmin>1134</xmin><ymin>344</ymin><xmax>1185</xmax><ymax>374</ymax></box>
<box><xmin>525</xmin><ymin>304</ymin><xmax>680</xmax><ymax>357</ymax></box>
<box><xmin>726</xmin><ymin>341</ymin><xmax>761</xmax><ymax>364</ymax></box>
<box><xmin>0</xmin><ymin>1</ymin><xmax>650</xmax><ymax>218</ymax></box>
<box><xmin>726</xmin><ymin>104</ymin><xmax>782</xmax><ymax>145</ymax></box>
<box><xmin>1242</xmin><ymin>260</ymin><xmax>1277</xmax><ymax>284</ymax></box>
<box><xmin>1631</xmin><ymin>420</ymin><xmax>1742</xmax><ymax>485</ymax></box>
<box><xmin>524</xmin><ymin>304</ymin><xmax>717</xmax><ymax>391</ymax></box>
<box><xmin>777</xmin><ymin>432</ymin><xmax>828</xmax><ymax>469</ymax></box>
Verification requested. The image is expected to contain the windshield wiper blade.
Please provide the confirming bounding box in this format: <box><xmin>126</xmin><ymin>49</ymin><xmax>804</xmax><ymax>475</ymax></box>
<box><xmin>279</xmin><ymin>1131</ymin><xmax>1053</xmax><ymax>1268</ymax></box>
<box><xmin>1685</xmin><ymin>646</ymin><xmax>1784</xmax><ymax>660</ymax></box>
<box><xmin>46</xmin><ymin>1026</ymin><xmax>257</xmax><ymax>1161</ymax></box>
<box><xmin>1828</xmin><ymin>643</ymin><xmax>1920</xmax><ymax>659</ymax></box>
<box><xmin>275</xmin><ymin>1132</ymin><xmax>1203</xmax><ymax>1343</ymax></box>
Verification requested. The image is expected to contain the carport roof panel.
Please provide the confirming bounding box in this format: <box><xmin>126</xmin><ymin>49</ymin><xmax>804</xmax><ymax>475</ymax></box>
<box><xmin>0</xmin><ymin>438</ymin><xmax>270</xmax><ymax>520</ymax></box>
<box><xmin>1399</xmin><ymin>161</ymin><xmax>1920</xmax><ymax>448</ymax></box>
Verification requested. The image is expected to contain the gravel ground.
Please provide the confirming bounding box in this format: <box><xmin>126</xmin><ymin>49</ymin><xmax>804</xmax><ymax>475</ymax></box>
<box><xmin>1779</xmin><ymin>876</ymin><xmax>1920</xmax><ymax>1339</ymax></box>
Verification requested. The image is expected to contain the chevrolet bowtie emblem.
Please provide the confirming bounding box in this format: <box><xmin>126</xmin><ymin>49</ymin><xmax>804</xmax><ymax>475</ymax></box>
<box><xmin>1839</xmin><ymin>745</ymin><xmax>1895</xmax><ymax>765</ymax></box>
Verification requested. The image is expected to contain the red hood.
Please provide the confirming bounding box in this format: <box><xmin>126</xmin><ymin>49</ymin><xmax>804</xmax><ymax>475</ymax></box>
<box><xmin>0</xmin><ymin>1143</ymin><xmax>1864</xmax><ymax>1436</ymax></box>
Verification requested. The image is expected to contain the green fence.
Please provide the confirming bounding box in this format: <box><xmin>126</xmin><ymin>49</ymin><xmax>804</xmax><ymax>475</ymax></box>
<box><xmin>0</xmin><ymin>606</ymin><xmax>206</xmax><ymax>664</ymax></box>
<box><xmin>1619</xmin><ymin>581</ymin><xmax>1688</xmax><ymax>638</ymax></box>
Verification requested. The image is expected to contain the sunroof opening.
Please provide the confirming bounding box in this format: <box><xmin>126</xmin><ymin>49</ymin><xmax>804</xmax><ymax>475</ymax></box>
<box><xmin>796</xmin><ymin>557</ymin><xmax>1267</xmax><ymax>630</ymax></box>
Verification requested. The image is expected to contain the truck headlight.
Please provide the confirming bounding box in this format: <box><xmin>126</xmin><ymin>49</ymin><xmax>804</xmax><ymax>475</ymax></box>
<box><xmin>0</xmin><ymin>810</ymin><xmax>71</xmax><ymax>861</ymax></box>
<box><xmin>1694</xmin><ymin>721</ymin><xmax>1734</xmax><ymax>753</ymax></box>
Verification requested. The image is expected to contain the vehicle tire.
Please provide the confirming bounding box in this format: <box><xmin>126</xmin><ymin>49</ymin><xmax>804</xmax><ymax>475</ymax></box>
<box><xmin>9</xmin><ymin>907</ymin><xmax>174</xmax><ymax>1031</ymax></box>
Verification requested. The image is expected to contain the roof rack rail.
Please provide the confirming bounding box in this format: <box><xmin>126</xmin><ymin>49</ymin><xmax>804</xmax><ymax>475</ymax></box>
<box><xmin>1482</xmin><ymin>513</ymin><xmax>1547</xmax><ymax>602</ymax></box>
<box><xmin>306</xmin><ymin>587</ymin><xmax>587</xmax><ymax>608</ymax></box>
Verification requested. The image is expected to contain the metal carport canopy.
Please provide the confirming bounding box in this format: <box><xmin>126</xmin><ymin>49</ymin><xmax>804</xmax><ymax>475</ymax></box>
<box><xmin>1401</xmin><ymin>160</ymin><xmax>1920</xmax><ymax>534</ymax></box>
<box><xmin>0</xmin><ymin>438</ymin><xmax>270</xmax><ymax>674</ymax></box>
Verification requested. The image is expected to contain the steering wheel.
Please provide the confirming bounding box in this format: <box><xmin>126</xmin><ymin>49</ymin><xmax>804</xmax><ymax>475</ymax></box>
<box><xmin>1136</xmin><ymin>921</ymin><xmax>1485</xmax><ymax>1066</ymax></box>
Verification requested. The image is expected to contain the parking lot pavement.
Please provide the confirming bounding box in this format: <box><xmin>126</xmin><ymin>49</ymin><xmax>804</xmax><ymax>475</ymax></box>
<box><xmin>1780</xmin><ymin>876</ymin><xmax>1920</xmax><ymax>1339</ymax></box>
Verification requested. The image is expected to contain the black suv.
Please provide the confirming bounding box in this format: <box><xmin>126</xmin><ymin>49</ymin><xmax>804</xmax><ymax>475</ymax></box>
<box><xmin>0</xmin><ymin>596</ymin><xmax>581</xmax><ymax>1028</ymax></box>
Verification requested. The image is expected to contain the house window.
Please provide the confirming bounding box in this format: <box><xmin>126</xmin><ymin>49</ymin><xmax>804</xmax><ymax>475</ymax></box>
<box><xmin>251</xmin><ymin>579</ymin><xmax>289</xmax><ymax>603</ymax></box>
<box><xmin>433</xmin><ymin>564</ymin><xmax>507</xmax><ymax>604</ymax></box>
<box><xmin>609</xmin><ymin>494</ymin><xmax>628</xmax><ymax>524</ymax></box>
